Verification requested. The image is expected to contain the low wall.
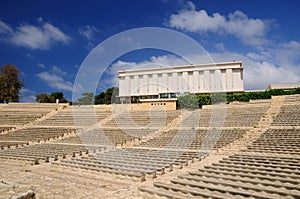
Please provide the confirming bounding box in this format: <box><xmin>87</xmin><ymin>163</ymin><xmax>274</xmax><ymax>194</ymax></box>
<box><xmin>95</xmin><ymin>100</ymin><xmax>177</xmax><ymax>111</ymax></box>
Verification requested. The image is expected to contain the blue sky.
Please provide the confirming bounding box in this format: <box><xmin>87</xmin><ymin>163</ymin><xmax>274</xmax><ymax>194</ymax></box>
<box><xmin>0</xmin><ymin>0</ymin><xmax>299</xmax><ymax>102</ymax></box>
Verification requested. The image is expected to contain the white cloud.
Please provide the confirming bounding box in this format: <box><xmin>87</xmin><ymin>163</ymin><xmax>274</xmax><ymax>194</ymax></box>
<box><xmin>0</xmin><ymin>19</ymin><xmax>71</xmax><ymax>50</ymax></box>
<box><xmin>78</xmin><ymin>25</ymin><xmax>101</xmax><ymax>49</ymax></box>
<box><xmin>245</xmin><ymin>41</ymin><xmax>300</xmax><ymax>77</ymax></box>
<box><xmin>37</xmin><ymin>66</ymin><xmax>73</xmax><ymax>92</ymax></box>
<box><xmin>51</xmin><ymin>65</ymin><xmax>68</xmax><ymax>76</ymax></box>
<box><xmin>78</xmin><ymin>25</ymin><xmax>100</xmax><ymax>40</ymax></box>
<box><xmin>36</xmin><ymin>72</ymin><xmax>73</xmax><ymax>91</ymax></box>
<box><xmin>0</xmin><ymin>20</ymin><xmax>13</xmax><ymax>35</ymax></box>
<box><xmin>37</xmin><ymin>63</ymin><xmax>46</xmax><ymax>68</ymax></box>
<box><xmin>168</xmin><ymin>2</ymin><xmax>270</xmax><ymax>46</ymax></box>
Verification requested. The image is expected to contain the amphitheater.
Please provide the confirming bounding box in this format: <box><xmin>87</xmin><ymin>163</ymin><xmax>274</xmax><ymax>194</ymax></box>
<box><xmin>0</xmin><ymin>94</ymin><xmax>300</xmax><ymax>198</ymax></box>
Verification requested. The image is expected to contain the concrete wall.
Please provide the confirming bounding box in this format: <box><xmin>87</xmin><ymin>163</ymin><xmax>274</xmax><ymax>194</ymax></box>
<box><xmin>95</xmin><ymin>100</ymin><xmax>177</xmax><ymax>111</ymax></box>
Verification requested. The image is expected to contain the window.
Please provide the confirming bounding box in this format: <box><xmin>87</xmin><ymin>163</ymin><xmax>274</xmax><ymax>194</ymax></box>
<box><xmin>170</xmin><ymin>93</ymin><xmax>177</xmax><ymax>98</ymax></box>
<box><xmin>160</xmin><ymin>93</ymin><xmax>169</xmax><ymax>99</ymax></box>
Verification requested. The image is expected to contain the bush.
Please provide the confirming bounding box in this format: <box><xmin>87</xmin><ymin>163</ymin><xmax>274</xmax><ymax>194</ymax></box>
<box><xmin>178</xmin><ymin>94</ymin><xmax>199</xmax><ymax>109</ymax></box>
<box><xmin>194</xmin><ymin>87</ymin><xmax>300</xmax><ymax>107</ymax></box>
<box><xmin>197</xmin><ymin>94</ymin><xmax>211</xmax><ymax>107</ymax></box>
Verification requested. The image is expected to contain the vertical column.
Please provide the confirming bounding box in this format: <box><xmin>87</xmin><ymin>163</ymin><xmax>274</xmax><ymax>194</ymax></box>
<box><xmin>148</xmin><ymin>74</ymin><xmax>154</xmax><ymax>95</ymax></box>
<box><xmin>132</xmin><ymin>75</ymin><xmax>138</xmax><ymax>95</ymax></box>
<box><xmin>232</xmin><ymin>69</ymin><xmax>244</xmax><ymax>91</ymax></box>
<box><xmin>226</xmin><ymin>69</ymin><xmax>233</xmax><ymax>91</ymax></box>
<box><xmin>210</xmin><ymin>70</ymin><xmax>215</xmax><ymax>92</ymax></box>
<box><xmin>153</xmin><ymin>74</ymin><xmax>158</xmax><ymax>95</ymax></box>
<box><xmin>139</xmin><ymin>75</ymin><xmax>147</xmax><ymax>96</ymax></box>
<box><xmin>124</xmin><ymin>76</ymin><xmax>130</xmax><ymax>96</ymax></box>
<box><xmin>188</xmin><ymin>71</ymin><xmax>194</xmax><ymax>93</ymax></box>
<box><xmin>160</xmin><ymin>73</ymin><xmax>167</xmax><ymax>93</ymax></box>
<box><xmin>167</xmin><ymin>73</ymin><xmax>172</xmax><ymax>93</ymax></box>
<box><xmin>215</xmin><ymin>69</ymin><xmax>222</xmax><ymax>92</ymax></box>
<box><xmin>203</xmin><ymin>70</ymin><xmax>210</xmax><ymax>92</ymax></box>
<box><xmin>221</xmin><ymin>70</ymin><xmax>227</xmax><ymax>92</ymax></box>
<box><xmin>192</xmin><ymin>71</ymin><xmax>198</xmax><ymax>93</ymax></box>
<box><xmin>199</xmin><ymin>71</ymin><xmax>204</xmax><ymax>92</ymax></box>
<box><xmin>182</xmin><ymin>71</ymin><xmax>188</xmax><ymax>93</ymax></box>
<box><xmin>172</xmin><ymin>72</ymin><xmax>177</xmax><ymax>93</ymax></box>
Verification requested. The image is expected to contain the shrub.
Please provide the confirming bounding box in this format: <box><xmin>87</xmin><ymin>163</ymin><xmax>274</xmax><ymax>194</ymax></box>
<box><xmin>177</xmin><ymin>94</ymin><xmax>199</xmax><ymax>109</ymax></box>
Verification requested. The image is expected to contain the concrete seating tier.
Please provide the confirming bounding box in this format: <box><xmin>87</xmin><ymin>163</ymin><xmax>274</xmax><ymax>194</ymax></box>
<box><xmin>0</xmin><ymin>143</ymin><xmax>104</xmax><ymax>162</ymax></box>
<box><xmin>137</xmin><ymin>129</ymin><xmax>246</xmax><ymax>150</ymax></box>
<box><xmin>138</xmin><ymin>95</ymin><xmax>300</xmax><ymax>198</ymax></box>
<box><xmin>0</xmin><ymin>127</ymin><xmax>75</xmax><ymax>143</ymax></box>
<box><xmin>36</xmin><ymin>106</ymin><xmax>111</xmax><ymax>127</ymax></box>
<box><xmin>284</xmin><ymin>94</ymin><xmax>300</xmax><ymax>102</ymax></box>
<box><xmin>247</xmin><ymin>129</ymin><xmax>300</xmax><ymax>155</ymax></box>
<box><xmin>53</xmin><ymin>148</ymin><xmax>207</xmax><ymax>181</ymax></box>
<box><xmin>0</xmin><ymin>103</ymin><xmax>61</xmax><ymax>126</ymax></box>
<box><xmin>0</xmin><ymin>126</ymin><xmax>15</xmax><ymax>133</ymax></box>
<box><xmin>139</xmin><ymin>154</ymin><xmax>300</xmax><ymax>198</ymax></box>
<box><xmin>196</xmin><ymin>106</ymin><xmax>268</xmax><ymax>127</ymax></box>
<box><xmin>272</xmin><ymin>104</ymin><xmax>300</xmax><ymax>126</ymax></box>
<box><xmin>102</xmin><ymin>110</ymin><xmax>180</xmax><ymax>128</ymax></box>
<box><xmin>56</xmin><ymin>127</ymin><xmax>157</xmax><ymax>146</ymax></box>
<box><xmin>0</xmin><ymin>141</ymin><xmax>28</xmax><ymax>148</ymax></box>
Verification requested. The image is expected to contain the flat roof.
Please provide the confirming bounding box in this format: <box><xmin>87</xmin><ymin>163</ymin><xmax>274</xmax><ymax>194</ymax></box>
<box><xmin>266</xmin><ymin>83</ymin><xmax>300</xmax><ymax>90</ymax></box>
<box><xmin>118</xmin><ymin>61</ymin><xmax>242</xmax><ymax>74</ymax></box>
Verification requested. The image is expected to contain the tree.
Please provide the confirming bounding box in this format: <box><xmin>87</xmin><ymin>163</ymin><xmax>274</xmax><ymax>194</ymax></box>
<box><xmin>94</xmin><ymin>92</ymin><xmax>105</xmax><ymax>104</ymax></box>
<box><xmin>77</xmin><ymin>92</ymin><xmax>94</xmax><ymax>105</ymax></box>
<box><xmin>94</xmin><ymin>87</ymin><xmax>119</xmax><ymax>104</ymax></box>
<box><xmin>0</xmin><ymin>64</ymin><xmax>24</xmax><ymax>103</ymax></box>
<box><xmin>177</xmin><ymin>94</ymin><xmax>199</xmax><ymax>109</ymax></box>
<box><xmin>36</xmin><ymin>93</ymin><xmax>51</xmax><ymax>103</ymax></box>
<box><xmin>36</xmin><ymin>92</ymin><xmax>68</xmax><ymax>103</ymax></box>
<box><xmin>49</xmin><ymin>92</ymin><xmax>67</xmax><ymax>103</ymax></box>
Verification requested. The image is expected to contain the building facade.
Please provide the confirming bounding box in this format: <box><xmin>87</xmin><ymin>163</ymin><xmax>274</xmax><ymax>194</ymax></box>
<box><xmin>118</xmin><ymin>61</ymin><xmax>244</xmax><ymax>103</ymax></box>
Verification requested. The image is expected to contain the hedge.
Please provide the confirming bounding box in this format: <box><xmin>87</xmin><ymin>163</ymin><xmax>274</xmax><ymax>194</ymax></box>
<box><xmin>178</xmin><ymin>88</ymin><xmax>300</xmax><ymax>109</ymax></box>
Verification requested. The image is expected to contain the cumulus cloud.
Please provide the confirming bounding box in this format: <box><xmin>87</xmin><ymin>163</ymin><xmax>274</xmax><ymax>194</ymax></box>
<box><xmin>0</xmin><ymin>18</ymin><xmax>71</xmax><ymax>50</ymax></box>
<box><xmin>168</xmin><ymin>1</ymin><xmax>271</xmax><ymax>46</ymax></box>
<box><xmin>36</xmin><ymin>66</ymin><xmax>73</xmax><ymax>91</ymax></box>
<box><xmin>36</xmin><ymin>72</ymin><xmax>73</xmax><ymax>91</ymax></box>
<box><xmin>51</xmin><ymin>65</ymin><xmax>68</xmax><ymax>76</ymax></box>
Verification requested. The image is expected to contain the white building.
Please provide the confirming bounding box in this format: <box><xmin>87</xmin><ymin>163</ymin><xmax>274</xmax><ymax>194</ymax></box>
<box><xmin>266</xmin><ymin>83</ymin><xmax>300</xmax><ymax>91</ymax></box>
<box><xmin>118</xmin><ymin>61</ymin><xmax>244</xmax><ymax>103</ymax></box>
